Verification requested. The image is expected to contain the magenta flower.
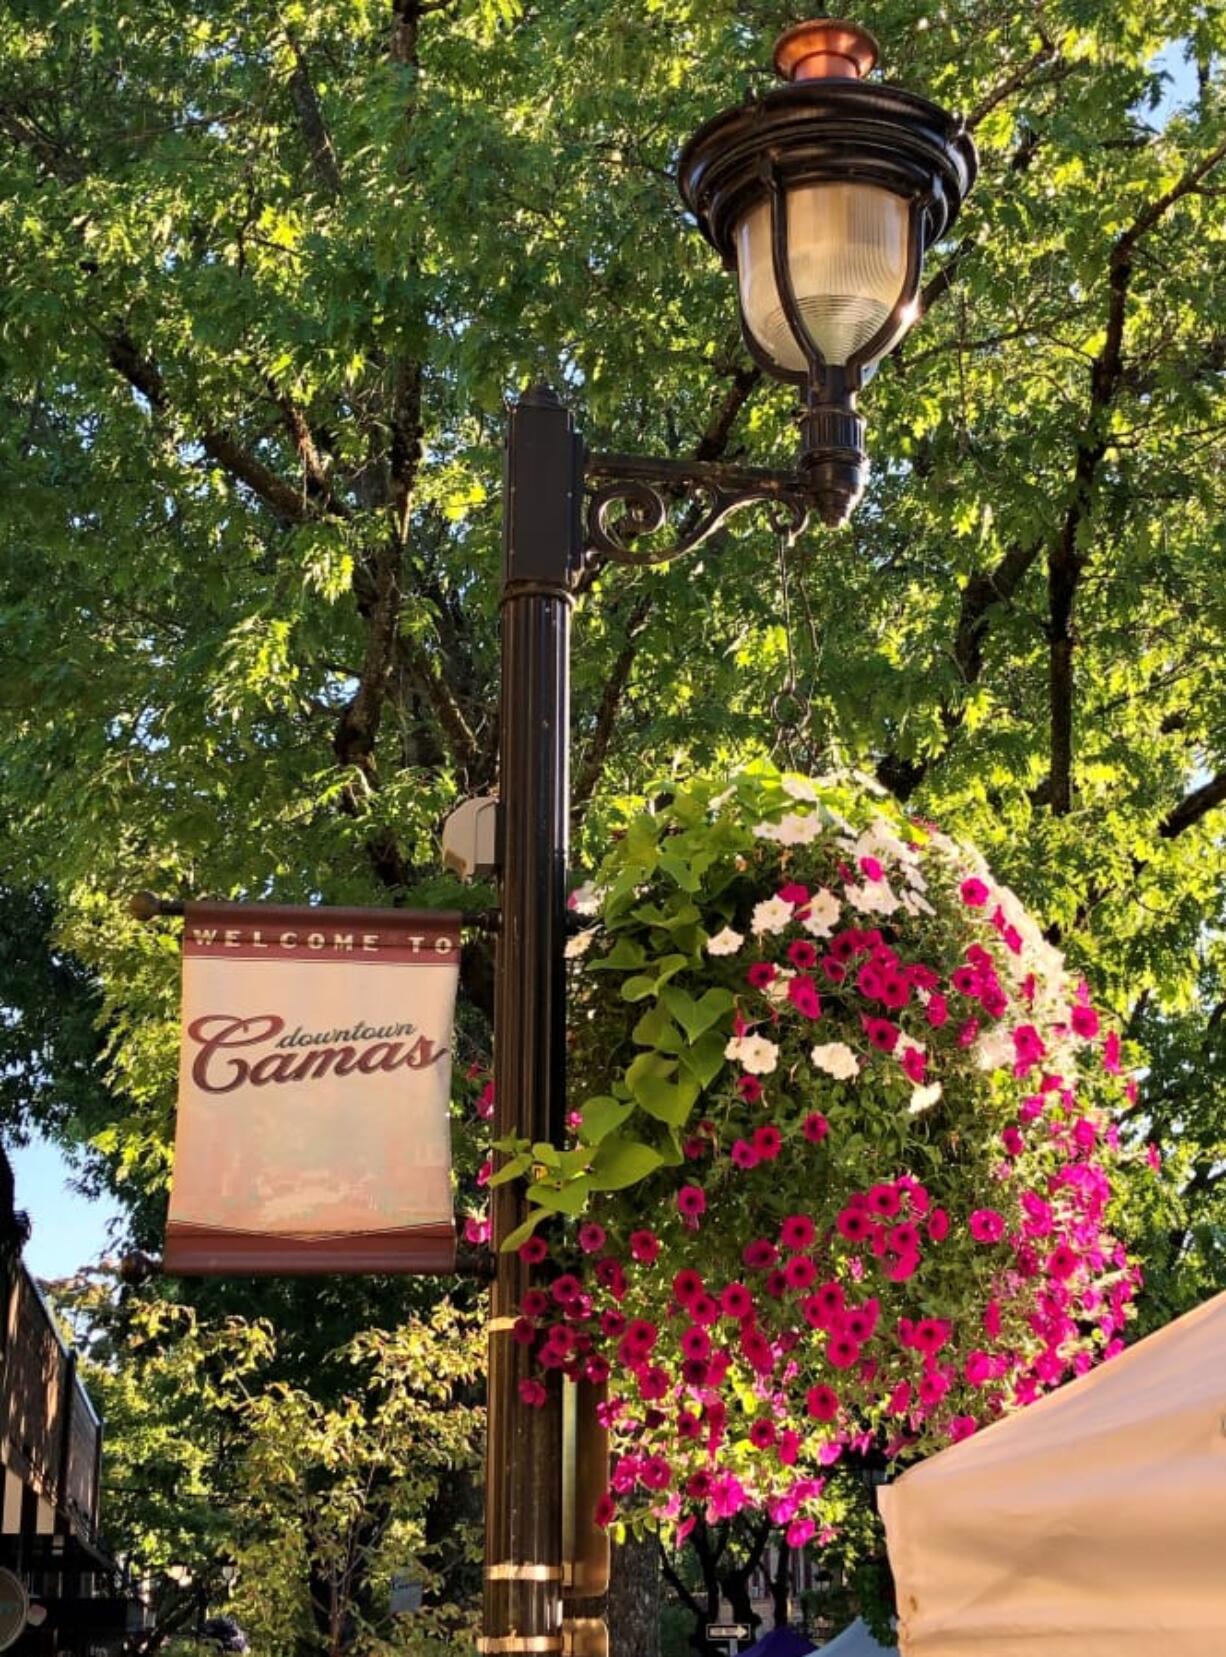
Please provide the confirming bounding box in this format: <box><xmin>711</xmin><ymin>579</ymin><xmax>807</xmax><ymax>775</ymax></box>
<box><xmin>928</xmin><ymin>1207</ymin><xmax>950</xmax><ymax>1242</ymax></box>
<box><xmin>594</xmin><ymin>1492</ymin><xmax>616</xmax><ymax>1527</ymax></box>
<box><xmin>787</xmin><ymin>975</ymin><xmax>823</xmax><ymax>1019</ymax></box>
<box><xmin>960</xmin><ymin>877</ymin><xmax>990</xmax><ymax>907</ymax></box>
<box><xmin>969</xmin><ymin>1208</ymin><xmax>1006</xmax><ymax>1244</ymax></box>
<box><xmin>1012</xmin><ymin>1024</ymin><xmax>1047</xmax><ymax>1073</ymax></box>
<box><xmin>522</xmin><ymin>1289</ymin><xmax>548</xmax><ymax>1318</ymax></box>
<box><xmin>677</xmin><ymin>1185</ymin><xmax>707</xmax><ymax>1219</ymax></box>
<box><xmin>788</xmin><ymin>938</ymin><xmax>818</xmax><ymax>969</ymax></box>
<box><xmin>897</xmin><ymin>1046</ymin><xmax>924</xmax><ymax>1085</ymax></box>
<box><xmin>518</xmin><ymin>1236</ymin><xmax>548</xmax><ymax>1265</ymax></box>
<box><xmin>862</xmin><ymin>1015</ymin><xmax>900</xmax><ymax>1053</ymax></box>
<box><xmin>1001</xmin><ymin>1126</ymin><xmax>1024</xmax><ymax>1156</ymax></box>
<box><xmin>720</xmin><ymin>1281</ymin><xmax>753</xmax><ymax>1317</ymax></box>
<box><xmin>886</xmin><ymin>1222</ymin><xmax>920</xmax><ymax>1256</ymax></box>
<box><xmin>551</xmin><ymin>1274</ymin><xmax>582</xmax><ymax>1305</ymax></box>
<box><xmin>629</xmin><ymin>1229</ymin><xmax>660</xmax><ymax>1264</ymax></box>
<box><xmin>737</xmin><ymin>1075</ymin><xmax>764</xmax><ymax>1104</ymax></box>
<box><xmin>859</xmin><ymin>855</ymin><xmax>884</xmax><ymax>881</ymax></box>
<box><xmin>837</xmin><ymin>1207</ymin><xmax>873</xmax><ymax>1244</ymax></box>
<box><xmin>620</xmin><ymin>1318</ymin><xmax>658</xmax><ymax>1358</ymax></box>
<box><xmin>826</xmin><ymin>1334</ymin><xmax>862</xmax><ymax>1370</ymax></box>
<box><xmin>779</xmin><ymin>881</ymin><xmax>810</xmax><ymax>905</ymax></box>
<box><xmin>948</xmin><ymin>1415</ymin><xmax>978</xmax><ymax>1442</ymax></box>
<box><xmin>747</xmin><ymin>961</ymin><xmax>777</xmax><ymax>989</ymax></box>
<box><xmin>1047</xmin><ymin>1244</ymin><xmax>1079</xmax><ymax>1280</ymax></box>
<box><xmin>911</xmin><ymin>1317</ymin><xmax>951</xmax><ymax>1356</ymax></box>
<box><xmin>731</xmin><ymin>1139</ymin><xmax>759</xmax><ymax>1170</ymax></box>
<box><xmin>641</xmin><ymin>1455</ymin><xmax>671</xmax><ymax>1491</ymax></box>
<box><xmin>783</xmin><ymin>1255</ymin><xmax>817</xmax><ymax>1290</ymax></box>
<box><xmin>673</xmin><ymin>1268</ymin><xmax>704</xmax><ymax>1304</ymax></box>
<box><xmin>802</xmin><ymin>1111</ymin><xmax>830</xmax><ymax>1144</ymax></box>
<box><xmin>866</xmin><ymin>1183</ymin><xmax>901</xmax><ymax>1218</ymax></box>
<box><xmin>679</xmin><ymin>1325</ymin><xmax>711</xmax><ymax>1361</ymax></box>
<box><xmin>805</xmin><ymin>1384</ymin><xmax>839</xmax><ymax>1421</ymax></box>
<box><xmin>780</xmin><ymin>1214</ymin><xmax>816</xmax><ymax>1250</ymax></box>
<box><xmin>748</xmin><ymin>1419</ymin><xmax>777</xmax><ymax>1449</ymax></box>
<box><xmin>924</xmin><ymin>992</ymin><xmax>950</xmax><ymax>1028</ymax></box>
<box><xmin>1071</xmin><ymin>1004</ymin><xmax>1100</xmax><ymax>1039</ymax></box>
<box><xmin>519</xmin><ymin>1378</ymin><xmax>548</xmax><ymax>1407</ymax></box>
<box><xmin>578</xmin><ymin>1221</ymin><xmax>606</xmax><ymax>1254</ymax></box>
<box><xmin>743</xmin><ymin>1238</ymin><xmax>779</xmax><ymax>1271</ymax></box>
<box><xmin>753</xmin><ymin>1124</ymin><xmax>783</xmax><ymax>1160</ymax></box>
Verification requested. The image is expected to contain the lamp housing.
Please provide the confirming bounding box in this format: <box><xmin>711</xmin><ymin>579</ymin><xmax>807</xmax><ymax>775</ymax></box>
<box><xmin>678</xmin><ymin>19</ymin><xmax>977</xmax><ymax>524</ymax></box>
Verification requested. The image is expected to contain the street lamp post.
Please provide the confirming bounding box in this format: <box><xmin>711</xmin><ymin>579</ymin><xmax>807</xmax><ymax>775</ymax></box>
<box><xmin>483</xmin><ymin>20</ymin><xmax>975</xmax><ymax>1657</ymax></box>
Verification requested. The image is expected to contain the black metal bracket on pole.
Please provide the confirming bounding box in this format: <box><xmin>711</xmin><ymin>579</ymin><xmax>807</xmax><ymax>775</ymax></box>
<box><xmin>583</xmin><ymin>450</ymin><xmax>813</xmax><ymax>565</ymax></box>
<box><xmin>483</xmin><ymin>387</ymin><xmax>582</xmax><ymax>1657</ymax></box>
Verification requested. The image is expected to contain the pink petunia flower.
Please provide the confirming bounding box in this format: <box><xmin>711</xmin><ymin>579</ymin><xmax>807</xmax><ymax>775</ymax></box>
<box><xmin>802</xmin><ymin>1111</ymin><xmax>830</xmax><ymax>1144</ymax></box>
<box><xmin>677</xmin><ymin>1185</ymin><xmax>707</xmax><ymax>1219</ymax></box>
<box><xmin>780</xmin><ymin>1214</ymin><xmax>816</xmax><ymax>1250</ymax></box>
<box><xmin>805</xmin><ymin>1384</ymin><xmax>839</xmax><ymax>1421</ymax></box>
<box><xmin>969</xmin><ymin>1208</ymin><xmax>1006</xmax><ymax>1244</ymax></box>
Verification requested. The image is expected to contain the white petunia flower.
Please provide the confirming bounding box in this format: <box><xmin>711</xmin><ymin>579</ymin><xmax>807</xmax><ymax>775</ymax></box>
<box><xmin>802</xmin><ymin>887</ymin><xmax>841</xmax><ymax>938</ymax></box>
<box><xmin>706</xmin><ymin>926</ymin><xmax>745</xmax><ymax>956</ymax></box>
<box><xmin>899</xmin><ymin>889</ymin><xmax>937</xmax><ymax>918</ymax></box>
<box><xmin>845</xmin><ymin>880</ymin><xmax>900</xmax><ymax>917</ymax></box>
<box><xmin>570</xmin><ymin>881</ymin><xmax>602</xmax><ymax>916</ymax></box>
<box><xmin>764</xmin><ymin>971</ymin><xmax>795</xmax><ymax>1006</ymax></box>
<box><xmin>753</xmin><ymin>821</ymin><xmax>782</xmax><ymax>843</ymax></box>
<box><xmin>775</xmin><ymin>811</ymin><xmax>822</xmax><ymax>846</ymax></box>
<box><xmin>909</xmin><ymin>1082</ymin><xmax>943</xmax><ymax>1115</ymax></box>
<box><xmin>751</xmin><ymin>896</ymin><xmax>794</xmax><ymax>935</ymax></box>
<box><xmin>976</xmin><ymin>1029</ymin><xmax>1014</xmax><ymax>1072</ymax></box>
<box><xmin>724</xmin><ymin>1035</ymin><xmax>779</xmax><ymax>1075</ymax></box>
<box><xmin>781</xmin><ymin>776</ymin><xmax>819</xmax><ymax>802</ymax></box>
<box><xmin>565</xmin><ymin>928</ymin><xmax>597</xmax><ymax>959</ymax></box>
<box><xmin>811</xmin><ymin>1041</ymin><xmax>859</xmax><ymax>1080</ymax></box>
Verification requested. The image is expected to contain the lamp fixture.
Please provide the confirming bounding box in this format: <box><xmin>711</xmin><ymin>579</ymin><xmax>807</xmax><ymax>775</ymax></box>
<box><xmin>679</xmin><ymin>18</ymin><xmax>977</xmax><ymax>524</ymax></box>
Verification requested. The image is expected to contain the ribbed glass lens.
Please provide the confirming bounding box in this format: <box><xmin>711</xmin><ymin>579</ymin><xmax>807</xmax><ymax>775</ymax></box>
<box><xmin>736</xmin><ymin>182</ymin><xmax>912</xmax><ymax>373</ymax></box>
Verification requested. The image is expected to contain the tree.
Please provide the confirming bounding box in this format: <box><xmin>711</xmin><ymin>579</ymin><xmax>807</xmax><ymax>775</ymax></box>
<box><xmin>54</xmin><ymin>1269</ymin><xmax>483</xmax><ymax>1657</ymax></box>
<box><xmin>3</xmin><ymin>0</ymin><xmax>1225</xmax><ymax>1643</ymax></box>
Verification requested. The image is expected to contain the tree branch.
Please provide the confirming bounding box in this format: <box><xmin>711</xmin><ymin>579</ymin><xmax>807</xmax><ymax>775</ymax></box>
<box><xmin>1048</xmin><ymin>132</ymin><xmax>1226</xmax><ymax>815</ymax></box>
<box><xmin>965</xmin><ymin>35</ymin><xmax>1060</xmax><ymax>131</ymax></box>
<box><xmin>284</xmin><ymin>30</ymin><xmax>344</xmax><ymax>198</ymax></box>
<box><xmin>1159</xmin><ymin>772</ymin><xmax>1226</xmax><ymax>839</ymax></box>
<box><xmin>107</xmin><ymin>330</ymin><xmax>318</xmax><ymax>524</ymax></box>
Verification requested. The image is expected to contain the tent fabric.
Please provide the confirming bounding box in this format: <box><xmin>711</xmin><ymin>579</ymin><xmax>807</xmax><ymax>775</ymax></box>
<box><xmin>879</xmin><ymin>1289</ymin><xmax>1226</xmax><ymax>1657</ymax></box>
<box><xmin>741</xmin><ymin>1628</ymin><xmax>815</xmax><ymax>1657</ymax></box>
<box><xmin>817</xmin><ymin>1616</ymin><xmax>898</xmax><ymax>1655</ymax></box>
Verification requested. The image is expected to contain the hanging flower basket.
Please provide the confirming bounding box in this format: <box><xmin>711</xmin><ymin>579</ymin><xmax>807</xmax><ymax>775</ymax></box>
<box><xmin>497</xmin><ymin>764</ymin><xmax>1143</xmax><ymax>1543</ymax></box>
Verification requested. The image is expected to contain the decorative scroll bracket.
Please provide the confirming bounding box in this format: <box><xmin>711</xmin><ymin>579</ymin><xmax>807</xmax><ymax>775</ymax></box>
<box><xmin>583</xmin><ymin>451</ymin><xmax>813</xmax><ymax>567</ymax></box>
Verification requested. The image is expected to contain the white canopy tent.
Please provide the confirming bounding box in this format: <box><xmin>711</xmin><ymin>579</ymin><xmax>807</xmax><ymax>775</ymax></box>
<box><xmin>879</xmin><ymin>1289</ymin><xmax>1226</xmax><ymax>1656</ymax></box>
<box><xmin>818</xmin><ymin>1616</ymin><xmax>898</xmax><ymax>1656</ymax></box>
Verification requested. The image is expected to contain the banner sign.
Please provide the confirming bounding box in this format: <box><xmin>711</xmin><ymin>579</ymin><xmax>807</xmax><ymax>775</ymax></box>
<box><xmin>165</xmin><ymin>902</ymin><xmax>461</xmax><ymax>1275</ymax></box>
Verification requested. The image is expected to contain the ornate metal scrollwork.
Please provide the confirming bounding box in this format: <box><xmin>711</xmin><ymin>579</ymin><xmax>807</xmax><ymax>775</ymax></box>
<box><xmin>583</xmin><ymin>451</ymin><xmax>812</xmax><ymax>566</ymax></box>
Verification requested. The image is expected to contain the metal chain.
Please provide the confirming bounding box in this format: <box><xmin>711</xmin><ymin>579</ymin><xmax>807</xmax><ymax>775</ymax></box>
<box><xmin>769</xmin><ymin>528</ymin><xmax>813</xmax><ymax>766</ymax></box>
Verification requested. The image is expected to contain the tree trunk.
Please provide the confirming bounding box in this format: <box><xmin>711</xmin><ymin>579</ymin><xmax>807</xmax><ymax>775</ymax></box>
<box><xmin>608</xmin><ymin>1532</ymin><xmax>660</xmax><ymax>1657</ymax></box>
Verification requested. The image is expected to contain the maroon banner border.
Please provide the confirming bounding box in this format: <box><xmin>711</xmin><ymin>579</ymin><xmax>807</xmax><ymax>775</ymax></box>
<box><xmin>164</xmin><ymin>1220</ymin><xmax>459</xmax><ymax>1276</ymax></box>
<box><xmin>182</xmin><ymin>900</ymin><xmax>461</xmax><ymax>963</ymax></box>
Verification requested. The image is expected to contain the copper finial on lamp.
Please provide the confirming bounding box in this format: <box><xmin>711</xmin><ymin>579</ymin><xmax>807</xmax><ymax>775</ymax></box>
<box><xmin>773</xmin><ymin>18</ymin><xmax>879</xmax><ymax>82</ymax></box>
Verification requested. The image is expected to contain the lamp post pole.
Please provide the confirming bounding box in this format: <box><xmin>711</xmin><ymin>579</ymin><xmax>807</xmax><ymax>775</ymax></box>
<box><xmin>484</xmin><ymin>387</ymin><xmax>583</xmax><ymax>1657</ymax></box>
<box><xmin>480</xmin><ymin>22</ymin><xmax>975</xmax><ymax>1657</ymax></box>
